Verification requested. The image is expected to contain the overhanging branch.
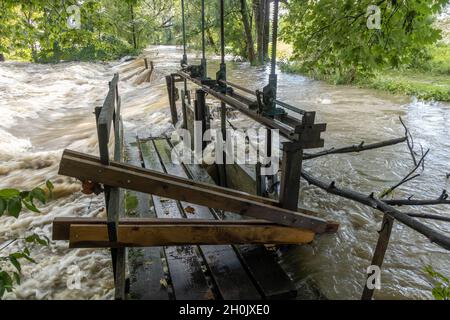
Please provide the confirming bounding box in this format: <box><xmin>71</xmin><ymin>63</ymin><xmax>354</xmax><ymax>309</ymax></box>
<box><xmin>301</xmin><ymin>170</ymin><xmax>450</xmax><ymax>250</ymax></box>
<box><xmin>303</xmin><ymin>137</ymin><xmax>407</xmax><ymax>160</ymax></box>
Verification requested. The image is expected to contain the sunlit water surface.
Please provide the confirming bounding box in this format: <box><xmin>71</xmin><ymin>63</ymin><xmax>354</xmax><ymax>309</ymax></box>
<box><xmin>0</xmin><ymin>46</ymin><xmax>448</xmax><ymax>299</ymax></box>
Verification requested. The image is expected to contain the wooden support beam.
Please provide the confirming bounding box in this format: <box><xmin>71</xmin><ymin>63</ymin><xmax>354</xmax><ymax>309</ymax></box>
<box><xmin>96</xmin><ymin>74</ymin><xmax>124</xmax><ymax>299</ymax></box>
<box><xmin>54</xmin><ymin>218</ymin><xmax>314</xmax><ymax>241</ymax></box>
<box><xmin>194</xmin><ymin>89</ymin><xmax>209</xmax><ymax>152</ymax></box>
<box><xmin>58</xmin><ymin>149</ymin><xmax>333</xmax><ymax>232</ymax></box>
<box><xmin>361</xmin><ymin>214</ymin><xmax>394</xmax><ymax>300</ymax></box>
<box><xmin>53</xmin><ymin>218</ymin><xmax>316</xmax><ymax>247</ymax></box>
<box><xmin>65</xmin><ymin>149</ymin><xmax>277</xmax><ymax>206</ymax></box>
<box><xmin>181</xmin><ymin>90</ymin><xmax>188</xmax><ymax>130</ymax></box>
<box><xmin>165</xmin><ymin>75</ymin><xmax>178</xmax><ymax>124</ymax></box>
<box><xmin>279</xmin><ymin>142</ymin><xmax>303</xmax><ymax>211</ymax></box>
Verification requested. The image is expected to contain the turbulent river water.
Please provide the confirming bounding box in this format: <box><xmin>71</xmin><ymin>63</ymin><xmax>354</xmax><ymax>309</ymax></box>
<box><xmin>0</xmin><ymin>45</ymin><xmax>448</xmax><ymax>300</ymax></box>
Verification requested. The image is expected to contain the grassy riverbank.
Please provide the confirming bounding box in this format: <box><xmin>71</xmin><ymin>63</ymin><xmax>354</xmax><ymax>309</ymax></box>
<box><xmin>281</xmin><ymin>44</ymin><xmax>450</xmax><ymax>102</ymax></box>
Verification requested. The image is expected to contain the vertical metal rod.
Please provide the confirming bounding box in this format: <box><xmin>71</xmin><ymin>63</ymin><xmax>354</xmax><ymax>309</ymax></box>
<box><xmin>219</xmin><ymin>0</ymin><xmax>227</xmax><ymax>186</ymax></box>
<box><xmin>267</xmin><ymin>0</ymin><xmax>279</xmax><ymax>113</ymax></box>
<box><xmin>201</xmin><ymin>0</ymin><xmax>207</xmax><ymax>78</ymax></box>
<box><xmin>181</xmin><ymin>0</ymin><xmax>188</xmax><ymax>98</ymax></box>
<box><xmin>270</xmin><ymin>0</ymin><xmax>279</xmax><ymax>76</ymax></box>
<box><xmin>181</xmin><ymin>0</ymin><xmax>187</xmax><ymax>63</ymax></box>
<box><xmin>220</xmin><ymin>0</ymin><xmax>225</xmax><ymax>64</ymax></box>
<box><xmin>219</xmin><ymin>0</ymin><xmax>226</xmax><ymax>140</ymax></box>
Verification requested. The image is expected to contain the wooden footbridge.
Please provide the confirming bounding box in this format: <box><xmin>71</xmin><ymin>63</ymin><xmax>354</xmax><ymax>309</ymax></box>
<box><xmin>53</xmin><ymin>68</ymin><xmax>337</xmax><ymax>299</ymax></box>
<box><xmin>51</xmin><ymin>0</ymin><xmax>341</xmax><ymax>300</ymax></box>
<box><xmin>51</xmin><ymin>0</ymin><xmax>450</xmax><ymax>301</ymax></box>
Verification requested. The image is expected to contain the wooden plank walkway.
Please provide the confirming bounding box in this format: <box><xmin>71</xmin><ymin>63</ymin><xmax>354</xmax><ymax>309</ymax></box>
<box><xmin>123</xmin><ymin>133</ymin><xmax>169</xmax><ymax>300</ymax></box>
<box><xmin>124</xmin><ymin>136</ymin><xmax>298</xmax><ymax>300</ymax></box>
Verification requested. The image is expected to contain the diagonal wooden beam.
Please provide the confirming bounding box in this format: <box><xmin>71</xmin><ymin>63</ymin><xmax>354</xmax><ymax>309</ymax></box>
<box><xmin>59</xmin><ymin>149</ymin><xmax>334</xmax><ymax>233</ymax></box>
<box><xmin>65</xmin><ymin>149</ymin><xmax>278</xmax><ymax>206</ymax></box>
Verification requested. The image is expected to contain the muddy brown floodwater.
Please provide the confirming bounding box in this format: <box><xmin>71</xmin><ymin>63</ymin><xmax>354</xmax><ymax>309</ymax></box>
<box><xmin>0</xmin><ymin>46</ymin><xmax>448</xmax><ymax>300</ymax></box>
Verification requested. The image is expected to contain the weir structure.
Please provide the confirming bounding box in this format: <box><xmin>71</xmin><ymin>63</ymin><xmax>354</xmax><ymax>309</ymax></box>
<box><xmin>53</xmin><ymin>0</ymin><xmax>450</xmax><ymax>300</ymax></box>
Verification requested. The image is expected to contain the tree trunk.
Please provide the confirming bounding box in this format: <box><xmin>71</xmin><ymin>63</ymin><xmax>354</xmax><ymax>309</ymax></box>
<box><xmin>130</xmin><ymin>4</ymin><xmax>137</xmax><ymax>49</ymax></box>
<box><xmin>240</xmin><ymin>0</ymin><xmax>256</xmax><ymax>64</ymax></box>
<box><xmin>253</xmin><ymin>0</ymin><xmax>265</xmax><ymax>64</ymax></box>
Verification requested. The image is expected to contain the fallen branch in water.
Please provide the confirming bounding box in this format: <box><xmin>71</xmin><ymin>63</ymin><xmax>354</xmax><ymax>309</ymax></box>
<box><xmin>399</xmin><ymin>116</ymin><xmax>418</xmax><ymax>166</ymax></box>
<box><xmin>379</xmin><ymin>149</ymin><xmax>429</xmax><ymax>198</ymax></box>
<box><xmin>405</xmin><ymin>213</ymin><xmax>450</xmax><ymax>223</ymax></box>
<box><xmin>303</xmin><ymin>137</ymin><xmax>407</xmax><ymax>160</ymax></box>
<box><xmin>384</xmin><ymin>190</ymin><xmax>450</xmax><ymax>206</ymax></box>
<box><xmin>301</xmin><ymin>170</ymin><xmax>450</xmax><ymax>250</ymax></box>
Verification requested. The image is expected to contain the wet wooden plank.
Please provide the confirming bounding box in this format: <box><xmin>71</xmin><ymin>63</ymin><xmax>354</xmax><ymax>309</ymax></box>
<box><xmin>67</xmin><ymin>223</ymin><xmax>315</xmax><ymax>247</ymax></box>
<box><xmin>152</xmin><ymin>138</ymin><xmax>261</xmax><ymax>300</ymax></box>
<box><xmin>139</xmin><ymin>139</ymin><xmax>210</xmax><ymax>300</ymax></box>
<box><xmin>123</xmin><ymin>133</ymin><xmax>169</xmax><ymax>300</ymax></box>
<box><xmin>234</xmin><ymin>244</ymin><xmax>297</xmax><ymax>299</ymax></box>
<box><xmin>176</xmin><ymin>142</ymin><xmax>298</xmax><ymax>299</ymax></box>
<box><xmin>59</xmin><ymin>150</ymin><xmax>329</xmax><ymax>232</ymax></box>
<box><xmin>62</xmin><ymin>148</ymin><xmax>278</xmax><ymax>207</ymax></box>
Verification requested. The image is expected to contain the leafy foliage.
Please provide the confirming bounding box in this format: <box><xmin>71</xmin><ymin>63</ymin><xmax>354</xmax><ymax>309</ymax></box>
<box><xmin>0</xmin><ymin>0</ymin><xmax>175</xmax><ymax>62</ymax></box>
<box><xmin>424</xmin><ymin>265</ymin><xmax>450</xmax><ymax>300</ymax></box>
<box><xmin>0</xmin><ymin>0</ymin><xmax>266</xmax><ymax>63</ymax></box>
<box><xmin>0</xmin><ymin>181</ymin><xmax>53</xmax><ymax>299</ymax></box>
<box><xmin>281</xmin><ymin>0</ymin><xmax>449</xmax><ymax>83</ymax></box>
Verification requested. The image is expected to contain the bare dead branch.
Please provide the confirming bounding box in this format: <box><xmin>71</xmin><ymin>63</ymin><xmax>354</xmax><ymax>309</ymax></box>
<box><xmin>301</xmin><ymin>169</ymin><xmax>450</xmax><ymax>250</ymax></box>
<box><xmin>384</xmin><ymin>190</ymin><xmax>450</xmax><ymax>206</ymax></box>
<box><xmin>406</xmin><ymin>213</ymin><xmax>450</xmax><ymax>223</ymax></box>
<box><xmin>303</xmin><ymin>137</ymin><xmax>407</xmax><ymax>160</ymax></box>
<box><xmin>379</xmin><ymin>149</ymin><xmax>430</xmax><ymax>198</ymax></box>
<box><xmin>399</xmin><ymin>116</ymin><xmax>417</xmax><ymax>166</ymax></box>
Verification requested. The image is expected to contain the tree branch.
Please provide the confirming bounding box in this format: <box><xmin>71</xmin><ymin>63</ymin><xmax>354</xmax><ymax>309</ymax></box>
<box><xmin>301</xmin><ymin>170</ymin><xmax>450</xmax><ymax>250</ymax></box>
<box><xmin>303</xmin><ymin>137</ymin><xmax>406</xmax><ymax>160</ymax></box>
<box><xmin>384</xmin><ymin>190</ymin><xmax>450</xmax><ymax>206</ymax></box>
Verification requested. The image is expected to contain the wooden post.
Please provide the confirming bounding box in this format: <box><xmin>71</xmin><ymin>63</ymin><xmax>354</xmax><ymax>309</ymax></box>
<box><xmin>144</xmin><ymin>58</ymin><xmax>149</xmax><ymax>70</ymax></box>
<box><xmin>361</xmin><ymin>214</ymin><xmax>394</xmax><ymax>300</ymax></box>
<box><xmin>165</xmin><ymin>75</ymin><xmax>178</xmax><ymax>124</ymax></box>
<box><xmin>218</xmin><ymin>101</ymin><xmax>227</xmax><ymax>187</ymax></box>
<box><xmin>181</xmin><ymin>90</ymin><xmax>188</xmax><ymax>130</ymax></box>
<box><xmin>256</xmin><ymin>162</ymin><xmax>263</xmax><ymax>196</ymax></box>
<box><xmin>194</xmin><ymin>89</ymin><xmax>208</xmax><ymax>152</ymax></box>
<box><xmin>96</xmin><ymin>75</ymin><xmax>126</xmax><ymax>299</ymax></box>
<box><xmin>279</xmin><ymin>142</ymin><xmax>303</xmax><ymax>211</ymax></box>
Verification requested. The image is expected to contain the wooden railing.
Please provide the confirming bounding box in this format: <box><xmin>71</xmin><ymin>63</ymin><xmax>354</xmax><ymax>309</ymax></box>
<box><xmin>94</xmin><ymin>73</ymin><xmax>126</xmax><ymax>299</ymax></box>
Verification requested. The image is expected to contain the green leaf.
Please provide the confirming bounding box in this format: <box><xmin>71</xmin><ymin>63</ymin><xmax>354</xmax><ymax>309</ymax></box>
<box><xmin>0</xmin><ymin>271</ymin><xmax>13</xmax><ymax>297</ymax></box>
<box><xmin>13</xmin><ymin>272</ymin><xmax>20</xmax><ymax>285</ymax></box>
<box><xmin>22</xmin><ymin>200</ymin><xmax>40</xmax><ymax>213</ymax></box>
<box><xmin>46</xmin><ymin>180</ymin><xmax>54</xmax><ymax>191</ymax></box>
<box><xmin>31</xmin><ymin>188</ymin><xmax>46</xmax><ymax>204</ymax></box>
<box><xmin>0</xmin><ymin>189</ymin><xmax>20</xmax><ymax>199</ymax></box>
<box><xmin>25</xmin><ymin>234</ymin><xmax>49</xmax><ymax>246</ymax></box>
<box><xmin>7</xmin><ymin>196</ymin><xmax>22</xmax><ymax>218</ymax></box>
<box><xmin>0</xmin><ymin>198</ymin><xmax>6</xmax><ymax>216</ymax></box>
<box><xmin>8</xmin><ymin>255</ymin><xmax>21</xmax><ymax>273</ymax></box>
<box><xmin>19</xmin><ymin>191</ymin><xmax>30</xmax><ymax>199</ymax></box>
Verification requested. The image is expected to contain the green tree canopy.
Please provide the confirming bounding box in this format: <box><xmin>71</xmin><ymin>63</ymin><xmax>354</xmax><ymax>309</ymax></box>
<box><xmin>281</xmin><ymin>0</ymin><xmax>449</xmax><ymax>83</ymax></box>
